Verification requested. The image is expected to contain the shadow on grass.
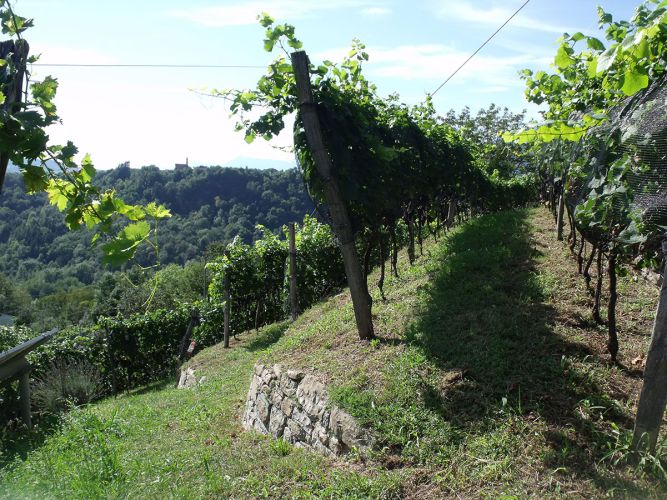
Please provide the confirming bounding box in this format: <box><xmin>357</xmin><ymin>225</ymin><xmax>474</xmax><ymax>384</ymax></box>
<box><xmin>0</xmin><ymin>413</ymin><xmax>60</xmax><ymax>468</ymax></box>
<box><xmin>246</xmin><ymin>321</ymin><xmax>290</xmax><ymax>352</ymax></box>
<box><xmin>124</xmin><ymin>379</ymin><xmax>173</xmax><ymax>397</ymax></box>
<box><xmin>1</xmin><ymin>321</ymin><xmax>290</xmax><ymax>470</ymax></box>
<box><xmin>0</xmin><ymin>376</ymin><xmax>175</xmax><ymax>468</ymax></box>
<box><xmin>407</xmin><ymin>209</ymin><xmax>640</xmax><ymax>491</ymax></box>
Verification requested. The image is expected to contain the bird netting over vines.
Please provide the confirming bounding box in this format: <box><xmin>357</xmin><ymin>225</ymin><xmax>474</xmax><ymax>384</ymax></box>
<box><xmin>563</xmin><ymin>75</ymin><xmax>667</xmax><ymax>256</ymax></box>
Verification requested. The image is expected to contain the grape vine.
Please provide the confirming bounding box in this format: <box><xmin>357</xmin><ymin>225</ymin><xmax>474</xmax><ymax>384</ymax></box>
<box><xmin>217</xmin><ymin>13</ymin><xmax>534</xmax><ymax>339</ymax></box>
<box><xmin>505</xmin><ymin>1</ymin><xmax>667</xmax><ymax>362</ymax></box>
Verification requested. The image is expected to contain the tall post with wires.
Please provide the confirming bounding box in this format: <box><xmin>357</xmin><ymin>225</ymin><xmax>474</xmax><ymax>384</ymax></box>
<box><xmin>0</xmin><ymin>38</ymin><xmax>29</xmax><ymax>193</ymax></box>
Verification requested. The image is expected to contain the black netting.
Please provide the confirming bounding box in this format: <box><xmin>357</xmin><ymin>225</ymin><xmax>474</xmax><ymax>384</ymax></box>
<box><xmin>294</xmin><ymin>150</ymin><xmax>332</xmax><ymax>225</ymax></box>
<box><xmin>614</xmin><ymin>86</ymin><xmax>667</xmax><ymax>231</ymax></box>
<box><xmin>562</xmin><ymin>76</ymin><xmax>667</xmax><ymax>248</ymax></box>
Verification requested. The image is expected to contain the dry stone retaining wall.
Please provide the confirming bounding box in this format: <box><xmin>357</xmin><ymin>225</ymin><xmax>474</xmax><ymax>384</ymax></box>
<box><xmin>242</xmin><ymin>364</ymin><xmax>372</xmax><ymax>456</ymax></box>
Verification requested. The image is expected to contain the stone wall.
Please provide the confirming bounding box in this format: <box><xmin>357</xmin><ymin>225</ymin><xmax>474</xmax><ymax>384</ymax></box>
<box><xmin>242</xmin><ymin>364</ymin><xmax>373</xmax><ymax>456</ymax></box>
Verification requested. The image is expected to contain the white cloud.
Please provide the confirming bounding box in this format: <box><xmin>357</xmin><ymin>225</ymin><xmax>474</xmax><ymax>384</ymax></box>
<box><xmin>436</xmin><ymin>1</ymin><xmax>585</xmax><ymax>35</ymax></box>
<box><xmin>168</xmin><ymin>0</ymin><xmax>371</xmax><ymax>27</ymax></box>
<box><xmin>315</xmin><ymin>43</ymin><xmax>542</xmax><ymax>91</ymax></box>
<box><xmin>361</xmin><ymin>7</ymin><xmax>391</xmax><ymax>16</ymax></box>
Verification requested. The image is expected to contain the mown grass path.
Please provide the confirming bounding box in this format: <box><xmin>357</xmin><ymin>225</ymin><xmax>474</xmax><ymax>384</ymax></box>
<box><xmin>0</xmin><ymin>207</ymin><xmax>663</xmax><ymax>498</ymax></box>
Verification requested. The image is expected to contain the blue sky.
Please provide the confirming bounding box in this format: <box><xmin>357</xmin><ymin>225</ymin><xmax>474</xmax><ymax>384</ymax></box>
<box><xmin>15</xmin><ymin>0</ymin><xmax>636</xmax><ymax>169</ymax></box>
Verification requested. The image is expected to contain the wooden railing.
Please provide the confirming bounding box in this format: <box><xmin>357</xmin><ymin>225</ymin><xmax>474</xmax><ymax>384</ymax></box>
<box><xmin>0</xmin><ymin>328</ymin><xmax>57</xmax><ymax>428</ymax></box>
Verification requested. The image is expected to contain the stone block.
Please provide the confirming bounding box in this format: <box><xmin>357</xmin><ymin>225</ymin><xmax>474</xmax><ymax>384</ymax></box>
<box><xmin>279</xmin><ymin>373</ymin><xmax>298</xmax><ymax>397</ymax></box>
<box><xmin>286</xmin><ymin>418</ymin><xmax>307</xmax><ymax>441</ymax></box>
<box><xmin>294</xmin><ymin>442</ymin><xmax>313</xmax><ymax>452</ymax></box>
<box><xmin>270</xmin><ymin>388</ymin><xmax>284</xmax><ymax>406</ymax></box>
<box><xmin>312</xmin><ymin>423</ymin><xmax>329</xmax><ymax>446</ymax></box>
<box><xmin>269</xmin><ymin>406</ymin><xmax>286</xmax><ymax>438</ymax></box>
<box><xmin>291</xmin><ymin>407</ymin><xmax>312</xmax><ymax>431</ymax></box>
<box><xmin>330</xmin><ymin>408</ymin><xmax>370</xmax><ymax>450</ymax></box>
<box><xmin>273</xmin><ymin>364</ymin><xmax>283</xmax><ymax>378</ymax></box>
<box><xmin>280</xmin><ymin>397</ymin><xmax>294</xmax><ymax>417</ymax></box>
<box><xmin>256</xmin><ymin>393</ymin><xmax>271</xmax><ymax>426</ymax></box>
<box><xmin>328</xmin><ymin>435</ymin><xmax>348</xmax><ymax>455</ymax></box>
<box><xmin>177</xmin><ymin>367</ymin><xmax>197</xmax><ymax>389</ymax></box>
<box><xmin>261</xmin><ymin>369</ymin><xmax>275</xmax><ymax>385</ymax></box>
<box><xmin>296</xmin><ymin>375</ymin><xmax>328</xmax><ymax>417</ymax></box>
<box><xmin>283</xmin><ymin>426</ymin><xmax>293</xmax><ymax>443</ymax></box>
<box><xmin>246</xmin><ymin>375</ymin><xmax>260</xmax><ymax>400</ymax></box>
<box><xmin>312</xmin><ymin>439</ymin><xmax>334</xmax><ymax>457</ymax></box>
<box><xmin>242</xmin><ymin>399</ymin><xmax>254</xmax><ymax>426</ymax></box>
<box><xmin>252</xmin><ymin>417</ymin><xmax>268</xmax><ymax>434</ymax></box>
<box><xmin>286</xmin><ymin>369</ymin><xmax>305</xmax><ymax>381</ymax></box>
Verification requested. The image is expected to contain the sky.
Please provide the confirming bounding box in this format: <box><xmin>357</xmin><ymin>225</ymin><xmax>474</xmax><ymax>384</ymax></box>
<box><xmin>12</xmin><ymin>0</ymin><xmax>637</xmax><ymax>170</ymax></box>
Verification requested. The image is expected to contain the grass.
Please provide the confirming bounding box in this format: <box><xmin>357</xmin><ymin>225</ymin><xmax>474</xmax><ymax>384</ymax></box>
<box><xmin>1</xmin><ymin>207</ymin><xmax>664</xmax><ymax>498</ymax></box>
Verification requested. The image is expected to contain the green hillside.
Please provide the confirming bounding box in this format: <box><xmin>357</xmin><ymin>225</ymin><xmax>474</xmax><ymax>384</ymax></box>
<box><xmin>0</xmin><ymin>165</ymin><xmax>314</xmax><ymax>294</ymax></box>
<box><xmin>0</xmin><ymin>165</ymin><xmax>316</xmax><ymax>330</ymax></box>
<box><xmin>1</xmin><ymin>208</ymin><xmax>662</xmax><ymax>498</ymax></box>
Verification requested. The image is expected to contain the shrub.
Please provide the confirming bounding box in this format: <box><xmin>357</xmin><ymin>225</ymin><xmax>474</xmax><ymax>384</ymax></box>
<box><xmin>32</xmin><ymin>359</ymin><xmax>103</xmax><ymax>413</ymax></box>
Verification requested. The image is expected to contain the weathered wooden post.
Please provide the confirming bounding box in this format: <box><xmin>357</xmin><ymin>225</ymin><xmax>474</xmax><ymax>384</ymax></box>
<box><xmin>223</xmin><ymin>252</ymin><xmax>231</xmax><ymax>348</ymax></box>
<box><xmin>633</xmin><ymin>238</ymin><xmax>667</xmax><ymax>452</ymax></box>
<box><xmin>18</xmin><ymin>366</ymin><xmax>31</xmax><ymax>428</ymax></box>
<box><xmin>406</xmin><ymin>215</ymin><xmax>415</xmax><ymax>265</ymax></box>
<box><xmin>290</xmin><ymin>50</ymin><xmax>374</xmax><ymax>340</ymax></box>
<box><xmin>556</xmin><ymin>194</ymin><xmax>565</xmax><ymax>241</ymax></box>
<box><xmin>203</xmin><ymin>257</ymin><xmax>208</xmax><ymax>302</ymax></box>
<box><xmin>289</xmin><ymin>222</ymin><xmax>299</xmax><ymax>321</ymax></box>
<box><xmin>446</xmin><ymin>199</ymin><xmax>457</xmax><ymax>229</ymax></box>
<box><xmin>178</xmin><ymin>308</ymin><xmax>200</xmax><ymax>361</ymax></box>
<box><xmin>0</xmin><ymin>39</ymin><xmax>30</xmax><ymax>192</ymax></box>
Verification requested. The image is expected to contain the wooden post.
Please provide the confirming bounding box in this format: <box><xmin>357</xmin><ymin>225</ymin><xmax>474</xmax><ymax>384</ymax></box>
<box><xmin>593</xmin><ymin>250</ymin><xmax>604</xmax><ymax>324</ymax></box>
<box><xmin>446</xmin><ymin>200</ymin><xmax>454</xmax><ymax>228</ymax></box>
<box><xmin>406</xmin><ymin>216</ymin><xmax>415</xmax><ymax>265</ymax></box>
<box><xmin>223</xmin><ymin>251</ymin><xmax>231</xmax><ymax>348</ymax></box>
<box><xmin>105</xmin><ymin>327</ymin><xmax>117</xmax><ymax>394</ymax></box>
<box><xmin>178</xmin><ymin>309</ymin><xmax>199</xmax><ymax>361</ymax></box>
<box><xmin>254</xmin><ymin>299</ymin><xmax>261</xmax><ymax>331</ymax></box>
<box><xmin>203</xmin><ymin>257</ymin><xmax>208</xmax><ymax>302</ymax></box>
<box><xmin>607</xmin><ymin>252</ymin><xmax>619</xmax><ymax>362</ymax></box>
<box><xmin>289</xmin><ymin>222</ymin><xmax>299</xmax><ymax>321</ymax></box>
<box><xmin>556</xmin><ymin>194</ymin><xmax>565</xmax><ymax>241</ymax></box>
<box><xmin>446</xmin><ymin>199</ymin><xmax>457</xmax><ymax>229</ymax></box>
<box><xmin>291</xmin><ymin>50</ymin><xmax>374</xmax><ymax>340</ymax></box>
<box><xmin>18</xmin><ymin>367</ymin><xmax>31</xmax><ymax>429</ymax></box>
<box><xmin>633</xmin><ymin>238</ymin><xmax>667</xmax><ymax>452</ymax></box>
<box><xmin>0</xmin><ymin>39</ymin><xmax>30</xmax><ymax>192</ymax></box>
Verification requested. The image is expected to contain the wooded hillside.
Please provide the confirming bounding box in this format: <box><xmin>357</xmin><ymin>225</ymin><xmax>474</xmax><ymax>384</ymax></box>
<box><xmin>0</xmin><ymin>165</ymin><xmax>314</xmax><ymax>296</ymax></box>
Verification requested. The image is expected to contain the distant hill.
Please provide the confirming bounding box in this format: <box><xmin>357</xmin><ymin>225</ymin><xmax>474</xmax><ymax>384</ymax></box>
<box><xmin>0</xmin><ymin>164</ymin><xmax>315</xmax><ymax>296</ymax></box>
<box><xmin>224</xmin><ymin>156</ymin><xmax>296</xmax><ymax>170</ymax></box>
<box><xmin>6</xmin><ymin>159</ymin><xmax>62</xmax><ymax>174</ymax></box>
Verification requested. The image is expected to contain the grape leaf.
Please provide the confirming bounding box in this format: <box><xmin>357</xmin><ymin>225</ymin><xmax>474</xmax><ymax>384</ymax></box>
<box><xmin>102</xmin><ymin>221</ymin><xmax>151</xmax><ymax>266</ymax></box>
<box><xmin>621</xmin><ymin>68</ymin><xmax>649</xmax><ymax>95</ymax></box>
